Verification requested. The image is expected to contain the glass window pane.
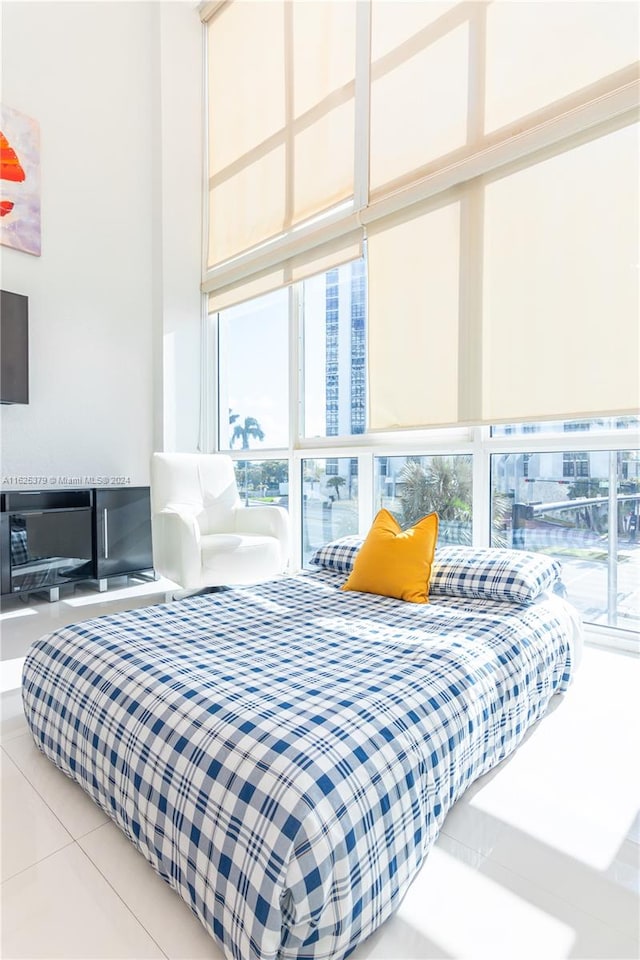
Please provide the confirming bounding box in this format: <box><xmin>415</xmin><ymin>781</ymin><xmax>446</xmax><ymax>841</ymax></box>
<box><xmin>491</xmin><ymin>416</ymin><xmax>640</xmax><ymax>437</ymax></box>
<box><xmin>232</xmin><ymin>460</ymin><xmax>289</xmax><ymax>510</ymax></box>
<box><xmin>375</xmin><ymin>454</ymin><xmax>472</xmax><ymax>545</ymax></box>
<box><xmin>302</xmin><ymin>457</ymin><xmax>359</xmax><ymax>564</ymax></box>
<box><xmin>218</xmin><ymin>287</ymin><xmax>289</xmax><ymax>450</ymax></box>
<box><xmin>302</xmin><ymin>259</ymin><xmax>366</xmax><ymax>440</ymax></box>
<box><xmin>491</xmin><ymin>449</ymin><xmax>640</xmax><ymax>633</ymax></box>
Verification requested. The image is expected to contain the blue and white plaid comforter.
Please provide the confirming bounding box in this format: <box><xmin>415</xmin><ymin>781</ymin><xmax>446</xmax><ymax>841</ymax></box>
<box><xmin>22</xmin><ymin>571</ymin><xmax>581</xmax><ymax>960</ymax></box>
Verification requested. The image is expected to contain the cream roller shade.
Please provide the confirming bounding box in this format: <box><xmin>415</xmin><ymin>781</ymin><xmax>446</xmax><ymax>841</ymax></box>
<box><xmin>484</xmin><ymin>1</ymin><xmax>639</xmax><ymax>133</ymax></box>
<box><xmin>369</xmin><ymin>2</ymin><xmax>471</xmax><ymax>199</ymax></box>
<box><xmin>207</xmin><ymin>1</ymin><xmax>356</xmax><ymax>270</ymax></box>
<box><xmin>368</xmin><ymin>122</ymin><xmax>639</xmax><ymax>432</ymax></box>
<box><xmin>482</xmin><ymin>122</ymin><xmax>639</xmax><ymax>423</ymax></box>
<box><xmin>368</xmin><ymin>199</ymin><xmax>463</xmax><ymax>431</ymax></box>
<box><xmin>204</xmin><ymin>1</ymin><xmax>638</xmax><ymax>431</ymax></box>
<box><xmin>368</xmin><ymin>1</ymin><xmax>638</xmax><ymax>203</ymax></box>
<box><xmin>208</xmin><ymin>231</ymin><xmax>363</xmax><ymax>314</ymax></box>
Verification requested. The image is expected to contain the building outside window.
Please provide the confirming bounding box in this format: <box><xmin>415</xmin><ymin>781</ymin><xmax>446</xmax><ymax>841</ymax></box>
<box><xmin>493</xmin><ymin>417</ymin><xmax>639</xmax><ymax>437</ymax></box>
<box><xmin>491</xmin><ymin>446</ymin><xmax>639</xmax><ymax>632</ymax></box>
<box><xmin>304</xmin><ymin>259</ymin><xmax>367</xmax><ymax>441</ymax></box>
<box><xmin>563</xmin><ymin>451</ymin><xmax>590</xmax><ymax>478</ymax></box>
<box><xmin>349</xmin><ymin>259</ymin><xmax>366</xmax><ymax>437</ymax></box>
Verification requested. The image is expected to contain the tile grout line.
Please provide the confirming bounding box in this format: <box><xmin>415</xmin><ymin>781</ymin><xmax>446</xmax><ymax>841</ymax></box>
<box><xmin>0</xmin><ymin>836</ymin><xmax>76</xmax><ymax>887</ymax></box>
<box><xmin>0</xmin><ymin>729</ymin><xmax>168</xmax><ymax>960</ymax></box>
<box><xmin>3</xmin><ymin>734</ymin><xmax>216</xmax><ymax>957</ymax></box>
<box><xmin>1</xmin><ymin>734</ymin><xmax>111</xmax><ymax>840</ymax></box>
<box><xmin>2</xmin><ymin>739</ymin><xmax>169</xmax><ymax>957</ymax></box>
<box><xmin>73</xmin><ymin>841</ymin><xmax>171</xmax><ymax>960</ymax></box>
<box><xmin>0</xmin><ymin>746</ymin><xmax>78</xmax><ymax>883</ymax></box>
<box><xmin>1</xmin><ymin>837</ymin><xmax>170</xmax><ymax>960</ymax></box>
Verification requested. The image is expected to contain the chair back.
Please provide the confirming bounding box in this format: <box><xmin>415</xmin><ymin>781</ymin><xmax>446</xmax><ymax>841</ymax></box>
<box><xmin>151</xmin><ymin>453</ymin><xmax>241</xmax><ymax>533</ymax></box>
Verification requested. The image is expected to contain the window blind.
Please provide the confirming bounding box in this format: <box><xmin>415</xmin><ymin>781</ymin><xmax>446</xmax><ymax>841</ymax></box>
<box><xmin>367</xmin><ymin>197</ymin><xmax>463</xmax><ymax>431</ymax></box>
<box><xmin>203</xmin><ymin>0</ymin><xmax>639</xmax><ymax>429</ymax></box>
<box><xmin>482</xmin><ymin>122</ymin><xmax>639</xmax><ymax>424</ymax></box>
<box><xmin>206</xmin><ymin>0</ymin><xmax>356</xmax><ymax>271</ymax></box>
<box><xmin>369</xmin><ymin>1</ymin><xmax>472</xmax><ymax>200</ymax></box>
<box><xmin>368</xmin><ymin>119</ymin><xmax>639</xmax><ymax>431</ymax></box>
<box><xmin>365</xmin><ymin>0</ymin><xmax>639</xmax><ymax>429</ymax></box>
<box><xmin>207</xmin><ymin>230</ymin><xmax>363</xmax><ymax>315</ymax></box>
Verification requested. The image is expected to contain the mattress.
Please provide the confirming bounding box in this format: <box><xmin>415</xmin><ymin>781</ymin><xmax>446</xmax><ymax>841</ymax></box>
<box><xmin>22</xmin><ymin>570</ymin><xmax>582</xmax><ymax>960</ymax></box>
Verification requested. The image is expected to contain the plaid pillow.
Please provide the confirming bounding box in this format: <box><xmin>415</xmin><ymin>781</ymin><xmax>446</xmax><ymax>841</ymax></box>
<box><xmin>430</xmin><ymin>546</ymin><xmax>562</xmax><ymax>603</ymax></box>
<box><xmin>308</xmin><ymin>535</ymin><xmax>364</xmax><ymax>574</ymax></box>
<box><xmin>309</xmin><ymin>537</ymin><xmax>561</xmax><ymax>604</ymax></box>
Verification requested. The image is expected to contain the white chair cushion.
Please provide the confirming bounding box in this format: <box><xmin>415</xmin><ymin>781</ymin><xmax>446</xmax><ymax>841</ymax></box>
<box><xmin>200</xmin><ymin>533</ymin><xmax>281</xmax><ymax>584</ymax></box>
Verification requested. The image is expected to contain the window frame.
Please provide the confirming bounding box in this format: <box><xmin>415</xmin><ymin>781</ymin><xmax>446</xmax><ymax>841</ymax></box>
<box><xmin>209</xmin><ymin>300</ymin><xmax>640</xmax><ymax>645</ymax></box>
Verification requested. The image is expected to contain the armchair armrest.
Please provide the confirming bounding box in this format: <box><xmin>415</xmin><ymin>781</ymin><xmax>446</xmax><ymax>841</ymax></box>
<box><xmin>233</xmin><ymin>505</ymin><xmax>290</xmax><ymax>568</ymax></box>
<box><xmin>152</xmin><ymin>507</ymin><xmax>202</xmax><ymax>589</ymax></box>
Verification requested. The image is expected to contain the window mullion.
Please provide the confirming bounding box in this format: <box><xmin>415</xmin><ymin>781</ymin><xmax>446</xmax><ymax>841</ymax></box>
<box><xmin>290</xmin><ymin>283</ymin><xmax>303</xmax><ymax>572</ymax></box>
<box><xmin>208</xmin><ymin>309</ymin><xmax>220</xmax><ymax>453</ymax></box>
<box><xmin>607</xmin><ymin>450</ymin><xmax>619</xmax><ymax>627</ymax></box>
<box><xmin>289</xmin><ymin>283</ymin><xmax>301</xmax><ymax>446</ymax></box>
<box><xmin>358</xmin><ymin>452</ymin><xmax>374</xmax><ymax>533</ymax></box>
<box><xmin>473</xmin><ymin>425</ymin><xmax>491</xmax><ymax>546</ymax></box>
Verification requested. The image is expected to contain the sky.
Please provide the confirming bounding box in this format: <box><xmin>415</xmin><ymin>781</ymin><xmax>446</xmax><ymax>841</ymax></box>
<box><xmin>218</xmin><ymin>267</ymin><xmax>349</xmax><ymax>449</ymax></box>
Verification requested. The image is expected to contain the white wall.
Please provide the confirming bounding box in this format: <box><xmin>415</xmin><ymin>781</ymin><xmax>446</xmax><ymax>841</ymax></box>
<box><xmin>156</xmin><ymin>2</ymin><xmax>203</xmax><ymax>455</ymax></box>
<box><xmin>0</xmin><ymin>1</ymin><xmax>202</xmax><ymax>488</ymax></box>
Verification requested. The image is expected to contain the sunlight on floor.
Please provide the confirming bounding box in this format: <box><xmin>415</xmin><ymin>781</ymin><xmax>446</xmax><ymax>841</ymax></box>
<box><xmin>62</xmin><ymin>580</ymin><xmax>171</xmax><ymax>607</ymax></box>
<box><xmin>0</xmin><ymin>607</ymin><xmax>38</xmax><ymax>622</ymax></box>
<box><xmin>0</xmin><ymin>657</ymin><xmax>25</xmax><ymax>694</ymax></box>
<box><xmin>465</xmin><ymin>649</ymin><xmax>640</xmax><ymax>870</ymax></box>
<box><xmin>397</xmin><ymin>845</ymin><xmax>576</xmax><ymax>959</ymax></box>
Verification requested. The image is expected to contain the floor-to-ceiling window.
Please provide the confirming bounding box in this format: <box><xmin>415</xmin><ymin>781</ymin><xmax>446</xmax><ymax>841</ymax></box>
<box><xmin>203</xmin><ymin>1</ymin><xmax>639</xmax><ymax>647</ymax></box>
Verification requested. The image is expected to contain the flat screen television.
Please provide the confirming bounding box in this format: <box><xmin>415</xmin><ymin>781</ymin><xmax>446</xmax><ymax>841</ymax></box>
<box><xmin>0</xmin><ymin>290</ymin><xmax>29</xmax><ymax>404</ymax></box>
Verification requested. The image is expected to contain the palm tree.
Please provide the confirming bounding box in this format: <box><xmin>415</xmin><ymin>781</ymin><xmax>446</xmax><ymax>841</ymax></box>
<box><xmin>491</xmin><ymin>492</ymin><xmax>512</xmax><ymax>549</ymax></box>
<box><xmin>398</xmin><ymin>458</ymin><xmax>472</xmax><ymax>541</ymax></box>
<box><xmin>397</xmin><ymin>460</ymin><xmax>433</xmax><ymax>526</ymax></box>
<box><xmin>326</xmin><ymin>475</ymin><xmax>346</xmax><ymax>500</ymax></box>
<box><xmin>425</xmin><ymin>458</ymin><xmax>472</xmax><ymax>522</ymax></box>
<box><xmin>229</xmin><ymin>414</ymin><xmax>265</xmax><ymax>505</ymax></box>
<box><xmin>230</xmin><ymin>415</ymin><xmax>265</xmax><ymax>450</ymax></box>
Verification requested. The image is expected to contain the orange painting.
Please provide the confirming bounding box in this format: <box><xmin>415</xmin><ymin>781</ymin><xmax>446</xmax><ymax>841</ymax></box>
<box><xmin>0</xmin><ymin>105</ymin><xmax>40</xmax><ymax>256</ymax></box>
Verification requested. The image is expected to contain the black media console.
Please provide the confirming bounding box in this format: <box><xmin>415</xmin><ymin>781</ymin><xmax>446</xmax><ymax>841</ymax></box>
<box><xmin>0</xmin><ymin>486</ymin><xmax>154</xmax><ymax>601</ymax></box>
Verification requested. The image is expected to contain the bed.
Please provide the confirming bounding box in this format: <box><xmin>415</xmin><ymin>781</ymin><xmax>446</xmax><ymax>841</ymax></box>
<box><xmin>21</xmin><ymin>547</ymin><xmax>583</xmax><ymax>960</ymax></box>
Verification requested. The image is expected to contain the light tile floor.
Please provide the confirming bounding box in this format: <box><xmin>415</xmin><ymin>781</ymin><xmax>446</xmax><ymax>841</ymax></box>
<box><xmin>1</xmin><ymin>580</ymin><xmax>639</xmax><ymax>959</ymax></box>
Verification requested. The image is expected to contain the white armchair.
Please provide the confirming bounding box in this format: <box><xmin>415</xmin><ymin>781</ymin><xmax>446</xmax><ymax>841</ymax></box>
<box><xmin>150</xmin><ymin>453</ymin><xmax>289</xmax><ymax>591</ymax></box>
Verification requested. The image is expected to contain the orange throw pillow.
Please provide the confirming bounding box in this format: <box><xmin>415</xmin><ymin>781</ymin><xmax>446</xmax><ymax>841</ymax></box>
<box><xmin>341</xmin><ymin>509</ymin><xmax>439</xmax><ymax>604</ymax></box>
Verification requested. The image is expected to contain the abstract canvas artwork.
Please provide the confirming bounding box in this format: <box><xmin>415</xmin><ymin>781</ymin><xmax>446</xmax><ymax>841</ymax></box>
<box><xmin>0</xmin><ymin>104</ymin><xmax>41</xmax><ymax>256</ymax></box>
